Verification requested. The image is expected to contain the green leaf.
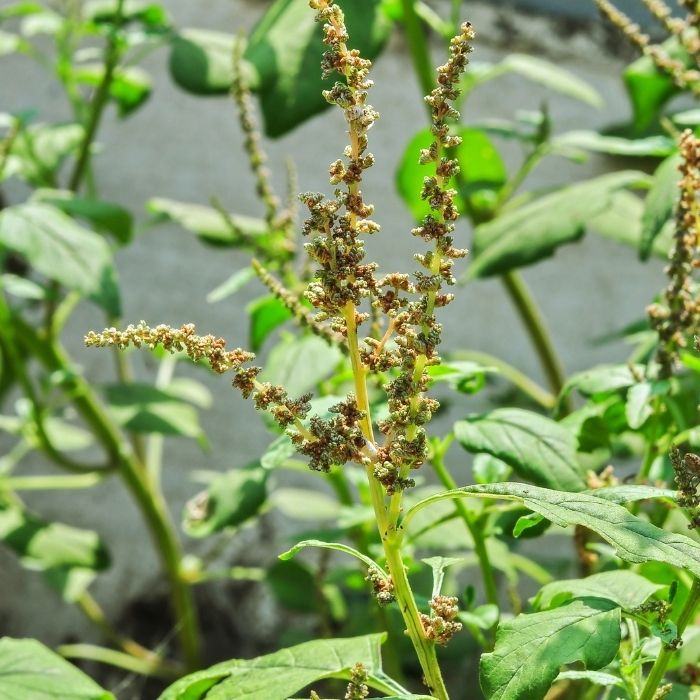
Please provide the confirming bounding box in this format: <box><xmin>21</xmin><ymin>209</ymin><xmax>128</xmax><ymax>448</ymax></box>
<box><xmin>553</xmin><ymin>130</ymin><xmax>674</xmax><ymax>157</ymax></box>
<box><xmin>244</xmin><ymin>0</ymin><xmax>391</xmax><ymax>137</ymax></box>
<box><xmin>0</xmin><ymin>3</ymin><xmax>44</xmax><ymax>21</ymax></box>
<box><xmin>555</xmin><ymin>670</ymin><xmax>623</xmax><ymax>688</ymax></box>
<box><xmin>501</xmin><ymin>53</ymin><xmax>603</xmax><ymax>108</ymax></box>
<box><xmin>206</xmin><ymin>267</ymin><xmax>255</xmax><ymax>303</ymax></box>
<box><xmin>623</xmin><ymin>38</ymin><xmax>688</xmax><ymax>134</ymax></box>
<box><xmin>159</xmin><ymin>634</ymin><xmax>402</xmax><ymax>700</ymax></box>
<box><xmin>0</xmin><ymin>500</ymin><xmax>110</xmax><ymax>601</ymax></box>
<box><xmin>626</xmin><ymin>381</ymin><xmax>653</xmax><ymax>429</ymax></box>
<box><xmin>103</xmin><ymin>383</ymin><xmax>204</xmax><ymax>440</ymax></box>
<box><xmin>73</xmin><ymin>64</ymin><xmax>152</xmax><ymax>117</ymax></box>
<box><xmin>183</xmin><ymin>465</ymin><xmax>267</xmax><ymax>537</ymax></box>
<box><xmin>480</xmin><ymin>599</ymin><xmax>620</xmax><ymax>700</ymax></box>
<box><xmin>403</xmin><ymin>482</ymin><xmax>700</xmax><ymax>577</ymax></box>
<box><xmin>533</xmin><ymin>570</ymin><xmax>664</xmax><ymax>611</ymax></box>
<box><xmin>4</xmin><ymin>123</ymin><xmax>83</xmax><ymax>186</ymax></box>
<box><xmin>247</xmin><ymin>296</ymin><xmax>292</xmax><ymax>352</ymax></box>
<box><xmin>454</xmin><ymin>408</ymin><xmax>587</xmax><ymax>491</ymax></box>
<box><xmin>472</xmin><ymin>453</ymin><xmax>511</xmax><ymax>485</ymax></box>
<box><xmin>0</xmin><ymin>30</ymin><xmax>24</xmax><ymax>55</ymax></box>
<box><xmin>0</xmin><ymin>203</ymin><xmax>120</xmax><ymax>315</ymax></box>
<box><xmin>147</xmin><ymin>197</ymin><xmax>269</xmax><ymax>247</ymax></box>
<box><xmin>0</xmin><ymin>637</ymin><xmax>114</xmax><ymax>700</ymax></box>
<box><xmin>266</xmin><ymin>557</ymin><xmax>317</xmax><ymax>612</ymax></box>
<box><xmin>422</xmin><ymin>556</ymin><xmax>464</xmax><ymax>598</ymax></box>
<box><xmin>36</xmin><ymin>191</ymin><xmax>133</xmax><ymax>244</ymax></box>
<box><xmin>558</xmin><ymin>364</ymin><xmax>644</xmax><ymax>410</ymax></box>
<box><xmin>280</xmin><ymin>538</ymin><xmax>386</xmax><ymax>577</ymax></box>
<box><xmin>640</xmin><ymin>153</ymin><xmax>681</xmax><ymax>261</ymax></box>
<box><xmin>168</xmin><ymin>30</ymin><xmax>248</xmax><ymax>95</ymax></box>
<box><xmin>260</xmin><ymin>334</ymin><xmax>342</xmax><ymax>395</ymax></box>
<box><xmin>396</xmin><ymin>127</ymin><xmax>506</xmax><ymax>223</ymax></box>
<box><xmin>466</xmin><ymin>171</ymin><xmax>648</xmax><ymax>279</ymax></box>
<box><xmin>585</xmin><ymin>484</ymin><xmax>676</xmax><ymax>505</ymax></box>
<box><xmin>270</xmin><ymin>487</ymin><xmax>340</xmax><ymax>521</ymax></box>
<box><xmin>426</xmin><ymin>360</ymin><xmax>497</xmax><ymax>395</ymax></box>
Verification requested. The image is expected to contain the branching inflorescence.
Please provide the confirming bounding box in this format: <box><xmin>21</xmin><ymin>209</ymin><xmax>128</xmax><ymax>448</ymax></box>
<box><xmin>647</xmin><ymin>130</ymin><xmax>700</xmax><ymax>378</ymax></box>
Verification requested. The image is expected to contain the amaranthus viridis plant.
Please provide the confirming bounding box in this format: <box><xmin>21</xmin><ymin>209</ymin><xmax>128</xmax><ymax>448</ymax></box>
<box><xmin>86</xmin><ymin>2</ymin><xmax>474</xmax><ymax>697</ymax></box>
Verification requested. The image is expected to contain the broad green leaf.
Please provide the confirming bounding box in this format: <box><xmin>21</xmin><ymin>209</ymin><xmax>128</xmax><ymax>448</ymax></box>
<box><xmin>426</xmin><ymin>360</ymin><xmax>497</xmax><ymax>395</ymax></box>
<box><xmin>0</xmin><ymin>3</ymin><xmax>44</xmax><ymax>21</ymax></box>
<box><xmin>271</xmin><ymin>487</ymin><xmax>340</xmax><ymax>521</ymax></box>
<box><xmin>4</xmin><ymin>123</ymin><xmax>83</xmax><ymax>186</ymax></box>
<box><xmin>472</xmin><ymin>453</ymin><xmax>511</xmax><ymax>485</ymax></box>
<box><xmin>260</xmin><ymin>334</ymin><xmax>342</xmax><ymax>395</ymax></box>
<box><xmin>103</xmin><ymin>383</ymin><xmax>204</xmax><ymax>440</ymax></box>
<box><xmin>73</xmin><ymin>64</ymin><xmax>151</xmax><ymax>117</ymax></box>
<box><xmin>466</xmin><ymin>171</ymin><xmax>648</xmax><ymax>279</ymax></box>
<box><xmin>422</xmin><ymin>556</ymin><xmax>464</xmax><ymax>598</ymax></box>
<box><xmin>553</xmin><ymin>131</ymin><xmax>674</xmax><ymax>157</ymax></box>
<box><xmin>206</xmin><ymin>267</ymin><xmax>255</xmax><ymax>303</ymax></box>
<box><xmin>267</xmin><ymin>558</ymin><xmax>317</xmax><ymax>613</ymax></box>
<box><xmin>533</xmin><ymin>570</ymin><xmax>664</xmax><ymax>611</ymax></box>
<box><xmin>169</xmin><ymin>30</ymin><xmax>252</xmax><ymax>95</ymax></box>
<box><xmin>402</xmin><ymin>482</ymin><xmax>700</xmax><ymax>577</ymax></box>
<box><xmin>459</xmin><ymin>604</ymin><xmax>499</xmax><ymax>630</ymax></box>
<box><xmin>0</xmin><ymin>203</ymin><xmax>120</xmax><ymax>315</ymax></box>
<box><xmin>640</xmin><ymin>153</ymin><xmax>681</xmax><ymax>261</ymax></box>
<box><xmin>247</xmin><ymin>295</ymin><xmax>291</xmax><ymax>352</ymax></box>
<box><xmin>158</xmin><ymin>634</ymin><xmax>400</xmax><ymax>700</ymax></box>
<box><xmin>672</xmin><ymin>108</ymin><xmax>700</xmax><ymax>126</ymax></box>
<box><xmin>454</xmin><ymin>408</ymin><xmax>587</xmax><ymax>491</ymax></box>
<box><xmin>36</xmin><ymin>191</ymin><xmax>133</xmax><ymax>244</ymax></box>
<box><xmin>280</xmin><ymin>538</ymin><xmax>386</xmax><ymax>577</ymax></box>
<box><xmin>0</xmin><ymin>500</ymin><xmax>110</xmax><ymax>601</ymax></box>
<box><xmin>480</xmin><ymin>600</ymin><xmax>620</xmax><ymax>700</ymax></box>
<box><xmin>183</xmin><ymin>465</ymin><xmax>267</xmax><ymax>537</ymax></box>
<box><xmin>501</xmin><ymin>53</ymin><xmax>602</xmax><ymax>108</ymax></box>
<box><xmin>0</xmin><ymin>637</ymin><xmax>114</xmax><ymax>700</ymax></box>
<box><xmin>557</xmin><ymin>364</ymin><xmax>644</xmax><ymax>410</ymax></box>
<box><xmin>1</xmin><ymin>273</ymin><xmax>48</xmax><ymax>300</ymax></box>
<box><xmin>244</xmin><ymin>0</ymin><xmax>391</xmax><ymax>137</ymax></box>
<box><xmin>166</xmin><ymin>377</ymin><xmax>213</xmax><ymax>409</ymax></box>
<box><xmin>147</xmin><ymin>197</ymin><xmax>270</xmax><ymax>247</ymax></box>
<box><xmin>624</xmin><ymin>38</ymin><xmax>688</xmax><ymax>134</ymax></box>
<box><xmin>396</xmin><ymin>127</ymin><xmax>506</xmax><ymax>223</ymax></box>
<box><xmin>585</xmin><ymin>484</ymin><xmax>676</xmax><ymax>504</ymax></box>
<box><xmin>555</xmin><ymin>670</ymin><xmax>622</xmax><ymax>687</ymax></box>
<box><xmin>626</xmin><ymin>381</ymin><xmax>653</xmax><ymax>429</ymax></box>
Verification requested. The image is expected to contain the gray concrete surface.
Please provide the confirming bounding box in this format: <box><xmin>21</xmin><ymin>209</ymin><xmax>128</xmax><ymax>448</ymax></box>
<box><xmin>0</xmin><ymin>0</ymin><xmax>672</xmax><ymax>667</ymax></box>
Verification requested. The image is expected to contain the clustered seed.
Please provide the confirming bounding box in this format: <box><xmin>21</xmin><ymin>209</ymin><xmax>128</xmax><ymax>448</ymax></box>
<box><xmin>671</xmin><ymin>448</ymin><xmax>700</xmax><ymax>530</ymax></box>
<box><xmin>647</xmin><ymin>130</ymin><xmax>700</xmax><ymax>378</ymax></box>
<box><xmin>344</xmin><ymin>662</ymin><xmax>370</xmax><ymax>700</ymax></box>
<box><xmin>365</xmin><ymin>565</ymin><xmax>395</xmax><ymax>606</ymax></box>
<box><xmin>419</xmin><ymin>595</ymin><xmax>462</xmax><ymax>646</ymax></box>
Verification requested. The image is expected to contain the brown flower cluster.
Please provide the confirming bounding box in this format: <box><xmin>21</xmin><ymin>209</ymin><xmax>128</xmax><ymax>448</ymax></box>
<box><xmin>647</xmin><ymin>130</ymin><xmax>700</xmax><ymax>378</ymax></box>
<box><xmin>420</xmin><ymin>595</ymin><xmax>462</xmax><ymax>646</ymax></box>
<box><xmin>344</xmin><ymin>662</ymin><xmax>369</xmax><ymax>700</ymax></box>
<box><xmin>671</xmin><ymin>448</ymin><xmax>700</xmax><ymax>530</ymax></box>
<box><xmin>365</xmin><ymin>565</ymin><xmax>395</xmax><ymax>606</ymax></box>
<box><xmin>596</xmin><ymin>0</ymin><xmax>700</xmax><ymax>95</ymax></box>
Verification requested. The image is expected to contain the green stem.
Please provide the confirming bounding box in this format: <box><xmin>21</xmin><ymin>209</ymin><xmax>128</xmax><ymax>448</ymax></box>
<box><xmin>430</xmin><ymin>441</ymin><xmax>499</xmax><ymax>609</ymax></box>
<box><xmin>68</xmin><ymin>0</ymin><xmax>125</xmax><ymax>193</ymax></box>
<box><xmin>58</xmin><ymin>643</ymin><xmax>182</xmax><ymax>680</ymax></box>
<box><xmin>399</xmin><ymin>0</ymin><xmax>435</xmax><ymax>100</ymax></box>
<box><xmin>639</xmin><ymin>577</ymin><xmax>700</xmax><ymax>700</ymax></box>
<box><xmin>448</xmin><ymin>349</ymin><xmax>555</xmax><ymax>409</ymax></box>
<box><xmin>6</xmin><ymin>472</ymin><xmax>106</xmax><ymax>490</ymax></box>
<box><xmin>501</xmin><ymin>270</ymin><xmax>570</xmax><ymax>410</ymax></box>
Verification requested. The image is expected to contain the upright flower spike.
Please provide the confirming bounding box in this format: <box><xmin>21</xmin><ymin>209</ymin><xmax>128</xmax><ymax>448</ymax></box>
<box><xmin>378</xmin><ymin>23</ymin><xmax>473</xmax><ymax>497</ymax></box>
<box><xmin>647</xmin><ymin>130</ymin><xmax>700</xmax><ymax>378</ymax></box>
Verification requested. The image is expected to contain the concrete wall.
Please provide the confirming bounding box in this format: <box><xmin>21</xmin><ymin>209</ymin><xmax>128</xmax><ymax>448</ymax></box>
<box><xmin>0</xmin><ymin>0</ymin><xmax>670</xmax><ymax>673</ymax></box>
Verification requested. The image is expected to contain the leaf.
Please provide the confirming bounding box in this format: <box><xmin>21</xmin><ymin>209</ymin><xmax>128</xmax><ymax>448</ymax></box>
<box><xmin>247</xmin><ymin>296</ymin><xmax>292</xmax><ymax>352</ymax></box>
<box><xmin>36</xmin><ymin>191</ymin><xmax>134</xmax><ymax>244</ymax></box>
<box><xmin>0</xmin><ymin>637</ymin><xmax>114</xmax><ymax>700</ymax></box>
<box><xmin>396</xmin><ymin>127</ymin><xmax>506</xmax><ymax>223</ymax></box>
<box><xmin>260</xmin><ymin>334</ymin><xmax>342</xmax><ymax>395</ymax></box>
<box><xmin>206</xmin><ymin>267</ymin><xmax>255</xmax><ymax>303</ymax></box>
<box><xmin>403</xmin><ymin>482</ymin><xmax>700</xmax><ymax>577</ymax></box>
<box><xmin>266</xmin><ymin>558</ymin><xmax>317</xmax><ymax>613</ymax></box>
<box><xmin>270</xmin><ymin>488</ymin><xmax>340</xmax><ymax>521</ymax></box>
<box><xmin>640</xmin><ymin>153</ymin><xmax>681</xmax><ymax>261</ymax></box>
<box><xmin>0</xmin><ymin>203</ymin><xmax>120</xmax><ymax>315</ymax></box>
<box><xmin>422</xmin><ymin>556</ymin><xmax>464</xmax><ymax>597</ymax></box>
<box><xmin>244</xmin><ymin>0</ymin><xmax>391</xmax><ymax>137</ymax></box>
<box><xmin>624</xmin><ymin>38</ymin><xmax>688</xmax><ymax>134</ymax></box>
<box><xmin>466</xmin><ymin>171</ymin><xmax>648</xmax><ymax>279</ymax></box>
<box><xmin>280</xmin><ymin>538</ymin><xmax>386</xmax><ymax>577</ymax></box>
<box><xmin>532</xmin><ymin>570</ymin><xmax>665</xmax><ymax>611</ymax></box>
<box><xmin>0</xmin><ymin>30</ymin><xmax>24</xmax><ymax>56</ymax></box>
<box><xmin>480</xmin><ymin>599</ymin><xmax>620</xmax><ymax>700</ymax></box>
<box><xmin>183</xmin><ymin>465</ymin><xmax>267</xmax><ymax>537</ymax></box>
<box><xmin>555</xmin><ymin>670</ymin><xmax>623</xmax><ymax>687</ymax></box>
<box><xmin>73</xmin><ymin>64</ymin><xmax>152</xmax><ymax>117</ymax></box>
<box><xmin>454</xmin><ymin>408</ymin><xmax>587</xmax><ymax>491</ymax></box>
<box><xmin>472</xmin><ymin>453</ymin><xmax>511</xmax><ymax>484</ymax></box>
<box><xmin>158</xmin><ymin>634</ymin><xmax>400</xmax><ymax>700</ymax></box>
<box><xmin>103</xmin><ymin>383</ymin><xmax>204</xmax><ymax>440</ymax></box>
<box><xmin>147</xmin><ymin>197</ymin><xmax>270</xmax><ymax>247</ymax></box>
<box><xmin>0</xmin><ymin>500</ymin><xmax>110</xmax><ymax>601</ymax></box>
<box><xmin>168</xmin><ymin>30</ymin><xmax>246</xmax><ymax>95</ymax></box>
<box><xmin>501</xmin><ymin>53</ymin><xmax>603</xmax><ymax>108</ymax></box>
<box><xmin>585</xmin><ymin>484</ymin><xmax>676</xmax><ymax>505</ymax></box>
<box><xmin>626</xmin><ymin>381</ymin><xmax>653</xmax><ymax>429</ymax></box>
<box><xmin>558</xmin><ymin>364</ymin><xmax>644</xmax><ymax>409</ymax></box>
<box><xmin>553</xmin><ymin>130</ymin><xmax>674</xmax><ymax>157</ymax></box>
<box><xmin>426</xmin><ymin>360</ymin><xmax>497</xmax><ymax>395</ymax></box>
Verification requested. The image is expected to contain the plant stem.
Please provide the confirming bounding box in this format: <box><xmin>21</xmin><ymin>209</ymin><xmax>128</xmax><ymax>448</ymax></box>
<box><xmin>6</xmin><ymin>472</ymin><xmax>106</xmax><ymax>490</ymax></box>
<box><xmin>430</xmin><ymin>443</ymin><xmax>499</xmax><ymax>608</ymax></box>
<box><xmin>398</xmin><ymin>0</ymin><xmax>435</xmax><ymax>102</ymax></box>
<box><xmin>638</xmin><ymin>577</ymin><xmax>700</xmax><ymax>700</ymax></box>
<box><xmin>501</xmin><ymin>270</ymin><xmax>570</xmax><ymax>411</ymax></box>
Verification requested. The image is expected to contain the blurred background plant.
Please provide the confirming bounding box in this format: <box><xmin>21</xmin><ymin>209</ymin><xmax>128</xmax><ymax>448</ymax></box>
<box><xmin>1</xmin><ymin>0</ymin><xmax>700</xmax><ymax>699</ymax></box>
